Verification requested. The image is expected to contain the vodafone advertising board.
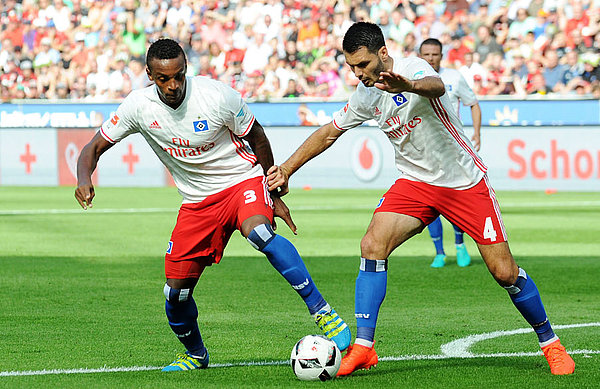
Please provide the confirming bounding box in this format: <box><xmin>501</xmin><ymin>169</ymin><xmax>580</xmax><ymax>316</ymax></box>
<box><xmin>0</xmin><ymin>126</ymin><xmax>598</xmax><ymax>191</ymax></box>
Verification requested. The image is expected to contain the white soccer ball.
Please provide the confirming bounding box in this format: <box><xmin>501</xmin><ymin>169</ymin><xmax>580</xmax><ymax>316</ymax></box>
<box><xmin>290</xmin><ymin>335</ymin><xmax>341</xmax><ymax>381</ymax></box>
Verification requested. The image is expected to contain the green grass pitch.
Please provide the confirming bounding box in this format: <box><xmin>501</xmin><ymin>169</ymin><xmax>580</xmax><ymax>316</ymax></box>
<box><xmin>0</xmin><ymin>186</ymin><xmax>598</xmax><ymax>388</ymax></box>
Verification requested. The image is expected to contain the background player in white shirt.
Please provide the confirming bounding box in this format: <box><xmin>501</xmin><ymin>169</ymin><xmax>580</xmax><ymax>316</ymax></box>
<box><xmin>418</xmin><ymin>38</ymin><xmax>482</xmax><ymax>269</ymax></box>
<box><xmin>268</xmin><ymin>22</ymin><xmax>574</xmax><ymax>377</ymax></box>
<box><xmin>74</xmin><ymin>38</ymin><xmax>350</xmax><ymax>371</ymax></box>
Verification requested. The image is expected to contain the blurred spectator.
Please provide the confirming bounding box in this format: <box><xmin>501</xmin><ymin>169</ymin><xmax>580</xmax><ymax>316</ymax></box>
<box><xmin>562</xmin><ymin>50</ymin><xmax>585</xmax><ymax>93</ymax></box>
<box><xmin>2</xmin><ymin>0</ymin><xmax>600</xmax><ymax>101</ymax></box>
<box><xmin>125</xmin><ymin>58</ymin><xmax>150</xmax><ymax>90</ymax></box>
<box><xmin>475</xmin><ymin>25</ymin><xmax>503</xmax><ymax>62</ymax></box>
<box><xmin>542</xmin><ymin>50</ymin><xmax>567</xmax><ymax>93</ymax></box>
<box><xmin>507</xmin><ymin>8</ymin><xmax>536</xmax><ymax>40</ymax></box>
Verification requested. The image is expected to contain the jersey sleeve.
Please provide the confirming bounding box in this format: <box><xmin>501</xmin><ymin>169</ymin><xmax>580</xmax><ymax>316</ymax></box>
<box><xmin>220</xmin><ymin>83</ymin><xmax>255</xmax><ymax>137</ymax></box>
<box><xmin>456</xmin><ymin>72</ymin><xmax>478</xmax><ymax>107</ymax></box>
<box><xmin>99</xmin><ymin>94</ymin><xmax>140</xmax><ymax>143</ymax></box>
<box><xmin>402</xmin><ymin>57</ymin><xmax>439</xmax><ymax>80</ymax></box>
<box><xmin>332</xmin><ymin>88</ymin><xmax>373</xmax><ymax>131</ymax></box>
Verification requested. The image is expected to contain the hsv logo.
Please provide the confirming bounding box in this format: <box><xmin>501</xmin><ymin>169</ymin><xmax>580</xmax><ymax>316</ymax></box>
<box><xmin>149</xmin><ymin>120</ymin><xmax>162</xmax><ymax>129</ymax></box>
<box><xmin>392</xmin><ymin>93</ymin><xmax>408</xmax><ymax>107</ymax></box>
<box><xmin>110</xmin><ymin>114</ymin><xmax>119</xmax><ymax>125</ymax></box>
<box><xmin>193</xmin><ymin>119</ymin><xmax>209</xmax><ymax>132</ymax></box>
<box><xmin>445</xmin><ymin>84</ymin><xmax>453</xmax><ymax>91</ymax></box>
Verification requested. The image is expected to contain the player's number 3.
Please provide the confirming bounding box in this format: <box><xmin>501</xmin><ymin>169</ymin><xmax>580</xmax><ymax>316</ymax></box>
<box><xmin>243</xmin><ymin>190</ymin><xmax>257</xmax><ymax>204</ymax></box>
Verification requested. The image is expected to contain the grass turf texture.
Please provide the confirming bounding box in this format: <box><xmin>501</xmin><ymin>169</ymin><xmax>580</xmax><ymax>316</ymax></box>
<box><xmin>0</xmin><ymin>186</ymin><xmax>598</xmax><ymax>388</ymax></box>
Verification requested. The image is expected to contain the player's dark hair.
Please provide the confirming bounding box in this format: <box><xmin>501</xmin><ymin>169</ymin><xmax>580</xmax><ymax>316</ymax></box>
<box><xmin>419</xmin><ymin>38</ymin><xmax>443</xmax><ymax>53</ymax></box>
<box><xmin>342</xmin><ymin>22</ymin><xmax>385</xmax><ymax>54</ymax></box>
<box><xmin>146</xmin><ymin>38</ymin><xmax>186</xmax><ymax>70</ymax></box>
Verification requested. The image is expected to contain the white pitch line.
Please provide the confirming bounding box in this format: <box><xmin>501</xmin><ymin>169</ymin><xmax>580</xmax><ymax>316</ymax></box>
<box><xmin>2</xmin><ymin>200</ymin><xmax>600</xmax><ymax>216</ymax></box>
<box><xmin>1</xmin><ymin>349</ymin><xmax>598</xmax><ymax>377</ymax></box>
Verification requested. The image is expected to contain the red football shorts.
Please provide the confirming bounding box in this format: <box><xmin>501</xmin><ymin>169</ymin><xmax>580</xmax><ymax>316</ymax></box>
<box><xmin>165</xmin><ymin>176</ymin><xmax>274</xmax><ymax>279</ymax></box>
<box><xmin>375</xmin><ymin>175</ymin><xmax>507</xmax><ymax>245</ymax></box>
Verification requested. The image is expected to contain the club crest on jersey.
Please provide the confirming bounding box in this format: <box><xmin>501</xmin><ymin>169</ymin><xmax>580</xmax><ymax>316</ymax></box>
<box><xmin>193</xmin><ymin>119</ymin><xmax>209</xmax><ymax>132</ymax></box>
<box><xmin>392</xmin><ymin>93</ymin><xmax>408</xmax><ymax>107</ymax></box>
<box><xmin>445</xmin><ymin>84</ymin><xmax>453</xmax><ymax>91</ymax></box>
<box><xmin>166</xmin><ymin>241</ymin><xmax>173</xmax><ymax>254</ymax></box>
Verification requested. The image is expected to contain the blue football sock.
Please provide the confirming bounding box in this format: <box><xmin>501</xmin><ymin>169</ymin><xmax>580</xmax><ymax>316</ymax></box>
<box><xmin>428</xmin><ymin>217</ymin><xmax>445</xmax><ymax>255</ymax></box>
<box><xmin>355</xmin><ymin>258</ymin><xmax>388</xmax><ymax>344</ymax></box>
<box><xmin>248</xmin><ymin>224</ymin><xmax>326</xmax><ymax>315</ymax></box>
<box><xmin>504</xmin><ymin>268</ymin><xmax>556</xmax><ymax>344</ymax></box>
<box><xmin>452</xmin><ymin>223</ymin><xmax>464</xmax><ymax>245</ymax></box>
<box><xmin>164</xmin><ymin>285</ymin><xmax>206</xmax><ymax>357</ymax></box>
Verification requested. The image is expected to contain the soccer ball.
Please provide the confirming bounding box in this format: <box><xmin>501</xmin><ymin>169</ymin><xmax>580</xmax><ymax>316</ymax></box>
<box><xmin>290</xmin><ymin>335</ymin><xmax>341</xmax><ymax>381</ymax></box>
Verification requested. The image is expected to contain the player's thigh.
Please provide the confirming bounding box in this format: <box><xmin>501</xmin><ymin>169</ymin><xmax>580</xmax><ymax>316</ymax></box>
<box><xmin>361</xmin><ymin>212</ymin><xmax>425</xmax><ymax>260</ymax></box>
<box><xmin>438</xmin><ymin>176</ymin><xmax>507</xmax><ymax>245</ymax></box>
<box><xmin>235</xmin><ymin>176</ymin><xmax>274</xmax><ymax>236</ymax></box>
<box><xmin>476</xmin><ymin>241</ymin><xmax>519</xmax><ymax>286</ymax></box>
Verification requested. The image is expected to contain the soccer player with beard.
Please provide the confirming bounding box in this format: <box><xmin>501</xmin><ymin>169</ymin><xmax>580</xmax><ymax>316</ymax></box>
<box><xmin>267</xmin><ymin>23</ymin><xmax>574</xmax><ymax>376</ymax></box>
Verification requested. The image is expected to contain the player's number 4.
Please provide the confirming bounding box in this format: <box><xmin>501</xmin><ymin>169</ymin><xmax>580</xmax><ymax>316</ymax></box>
<box><xmin>483</xmin><ymin>217</ymin><xmax>497</xmax><ymax>242</ymax></box>
<box><xmin>243</xmin><ymin>190</ymin><xmax>257</xmax><ymax>204</ymax></box>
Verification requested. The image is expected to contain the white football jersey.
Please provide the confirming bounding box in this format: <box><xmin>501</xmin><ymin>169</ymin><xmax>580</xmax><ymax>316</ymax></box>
<box><xmin>333</xmin><ymin>56</ymin><xmax>486</xmax><ymax>189</ymax></box>
<box><xmin>439</xmin><ymin>67</ymin><xmax>478</xmax><ymax>115</ymax></box>
<box><xmin>100</xmin><ymin>76</ymin><xmax>263</xmax><ymax>203</ymax></box>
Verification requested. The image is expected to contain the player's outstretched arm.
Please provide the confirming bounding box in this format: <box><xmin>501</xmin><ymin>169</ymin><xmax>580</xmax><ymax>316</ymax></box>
<box><xmin>267</xmin><ymin>122</ymin><xmax>343</xmax><ymax>194</ymax></box>
<box><xmin>375</xmin><ymin>72</ymin><xmax>445</xmax><ymax>98</ymax></box>
<box><xmin>75</xmin><ymin>131</ymin><xmax>113</xmax><ymax>210</ymax></box>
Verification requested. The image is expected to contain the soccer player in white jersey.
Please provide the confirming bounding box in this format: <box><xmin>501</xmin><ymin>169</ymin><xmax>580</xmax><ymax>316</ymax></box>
<box><xmin>419</xmin><ymin>38</ymin><xmax>482</xmax><ymax>269</ymax></box>
<box><xmin>267</xmin><ymin>23</ymin><xmax>574</xmax><ymax>376</ymax></box>
<box><xmin>74</xmin><ymin>38</ymin><xmax>350</xmax><ymax>371</ymax></box>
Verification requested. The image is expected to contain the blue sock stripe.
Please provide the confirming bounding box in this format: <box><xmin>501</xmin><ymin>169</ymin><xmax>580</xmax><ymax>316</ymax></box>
<box><xmin>247</xmin><ymin>223</ymin><xmax>276</xmax><ymax>251</ymax></box>
<box><xmin>360</xmin><ymin>257</ymin><xmax>388</xmax><ymax>272</ymax></box>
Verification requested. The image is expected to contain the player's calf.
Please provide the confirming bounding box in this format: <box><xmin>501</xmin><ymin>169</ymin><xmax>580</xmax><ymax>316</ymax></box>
<box><xmin>163</xmin><ymin>283</ymin><xmax>208</xmax><ymax>367</ymax></box>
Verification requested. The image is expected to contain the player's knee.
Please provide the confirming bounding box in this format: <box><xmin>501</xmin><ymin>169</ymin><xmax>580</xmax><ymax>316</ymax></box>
<box><xmin>360</xmin><ymin>234</ymin><xmax>384</xmax><ymax>259</ymax></box>
<box><xmin>246</xmin><ymin>223</ymin><xmax>276</xmax><ymax>251</ymax></box>
<box><xmin>490</xmin><ymin>264</ymin><xmax>519</xmax><ymax>287</ymax></box>
<box><xmin>164</xmin><ymin>283</ymin><xmax>193</xmax><ymax>303</ymax></box>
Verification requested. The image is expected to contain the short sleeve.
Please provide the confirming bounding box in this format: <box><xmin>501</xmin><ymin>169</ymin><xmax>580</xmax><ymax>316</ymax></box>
<box><xmin>220</xmin><ymin>84</ymin><xmax>255</xmax><ymax>137</ymax></box>
<box><xmin>332</xmin><ymin>88</ymin><xmax>373</xmax><ymax>131</ymax></box>
<box><xmin>402</xmin><ymin>57</ymin><xmax>439</xmax><ymax>80</ymax></box>
<box><xmin>99</xmin><ymin>94</ymin><xmax>139</xmax><ymax>143</ymax></box>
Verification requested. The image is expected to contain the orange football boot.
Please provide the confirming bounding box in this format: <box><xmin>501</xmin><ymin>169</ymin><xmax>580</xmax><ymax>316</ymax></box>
<box><xmin>542</xmin><ymin>339</ymin><xmax>575</xmax><ymax>375</ymax></box>
<box><xmin>337</xmin><ymin>343</ymin><xmax>378</xmax><ymax>376</ymax></box>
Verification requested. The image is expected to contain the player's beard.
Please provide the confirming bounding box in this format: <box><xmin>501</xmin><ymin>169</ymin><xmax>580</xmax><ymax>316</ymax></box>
<box><xmin>364</xmin><ymin>58</ymin><xmax>387</xmax><ymax>87</ymax></box>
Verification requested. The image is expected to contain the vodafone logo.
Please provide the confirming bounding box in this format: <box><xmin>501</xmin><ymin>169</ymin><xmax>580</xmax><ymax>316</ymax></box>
<box><xmin>351</xmin><ymin>136</ymin><xmax>382</xmax><ymax>182</ymax></box>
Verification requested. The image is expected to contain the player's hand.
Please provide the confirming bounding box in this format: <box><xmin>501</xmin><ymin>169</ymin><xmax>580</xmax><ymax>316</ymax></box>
<box><xmin>471</xmin><ymin>133</ymin><xmax>481</xmax><ymax>151</ymax></box>
<box><xmin>267</xmin><ymin>164</ymin><xmax>290</xmax><ymax>196</ymax></box>
<box><xmin>75</xmin><ymin>183</ymin><xmax>95</xmax><ymax>210</ymax></box>
<box><xmin>375</xmin><ymin>71</ymin><xmax>413</xmax><ymax>93</ymax></box>
<box><xmin>272</xmin><ymin>196</ymin><xmax>297</xmax><ymax>235</ymax></box>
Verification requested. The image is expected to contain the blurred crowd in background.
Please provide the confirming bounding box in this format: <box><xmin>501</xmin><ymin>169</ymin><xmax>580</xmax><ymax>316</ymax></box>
<box><xmin>2</xmin><ymin>0</ymin><xmax>600</xmax><ymax>102</ymax></box>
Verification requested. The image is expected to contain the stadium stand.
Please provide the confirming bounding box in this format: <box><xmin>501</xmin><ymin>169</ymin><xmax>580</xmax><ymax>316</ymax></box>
<box><xmin>1</xmin><ymin>0</ymin><xmax>600</xmax><ymax>102</ymax></box>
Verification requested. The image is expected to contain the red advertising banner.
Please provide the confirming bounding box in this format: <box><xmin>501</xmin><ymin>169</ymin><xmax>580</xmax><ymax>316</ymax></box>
<box><xmin>57</xmin><ymin>129</ymin><xmax>98</xmax><ymax>186</ymax></box>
